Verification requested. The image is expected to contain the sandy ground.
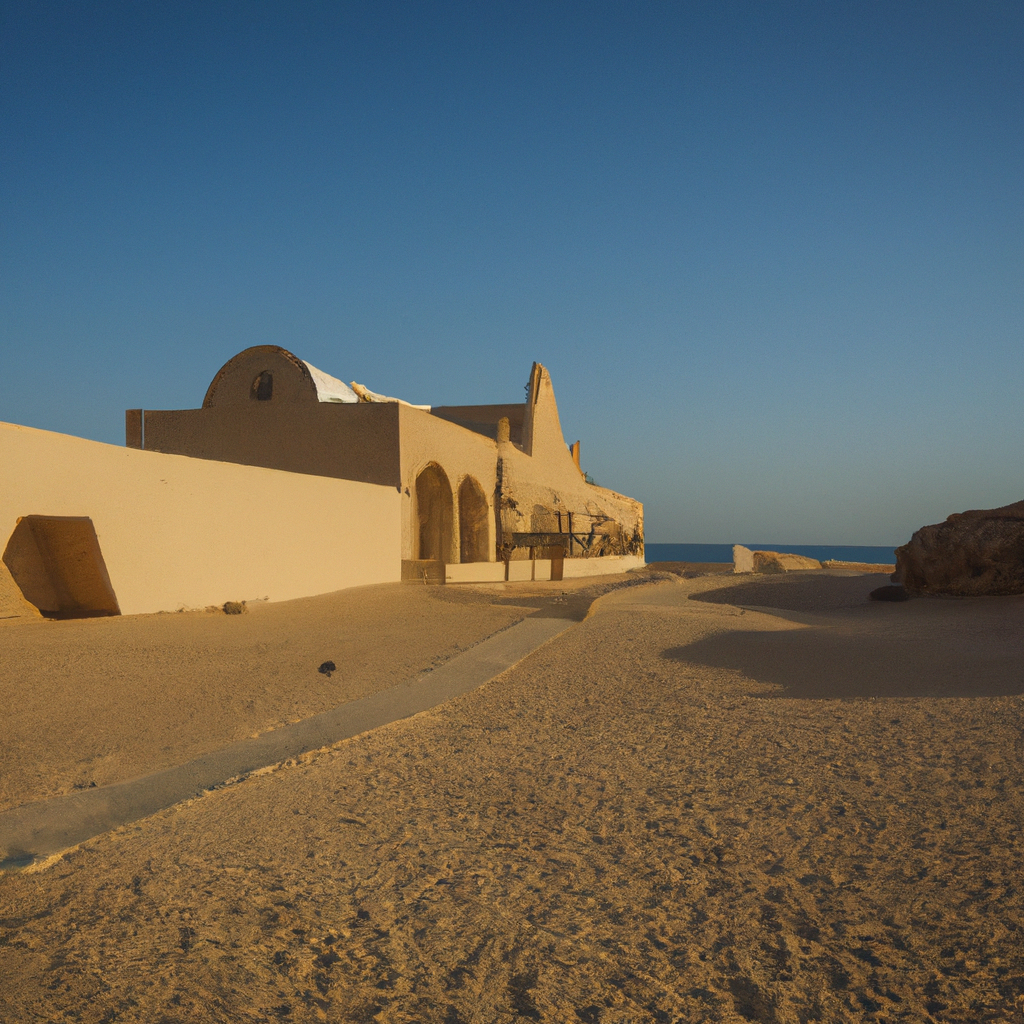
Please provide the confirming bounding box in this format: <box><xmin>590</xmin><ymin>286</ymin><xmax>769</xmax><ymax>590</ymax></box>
<box><xmin>2</xmin><ymin>568</ymin><xmax>1024</xmax><ymax>1022</ymax></box>
<box><xmin>0</xmin><ymin>580</ymin><xmax>593</xmax><ymax>813</ymax></box>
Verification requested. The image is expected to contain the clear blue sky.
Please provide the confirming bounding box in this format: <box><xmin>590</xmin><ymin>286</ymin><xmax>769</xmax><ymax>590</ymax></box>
<box><xmin>2</xmin><ymin>1</ymin><xmax>1021</xmax><ymax>545</ymax></box>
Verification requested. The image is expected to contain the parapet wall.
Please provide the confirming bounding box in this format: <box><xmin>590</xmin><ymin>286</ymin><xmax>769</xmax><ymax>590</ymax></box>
<box><xmin>139</xmin><ymin>401</ymin><xmax>402</xmax><ymax>489</ymax></box>
<box><xmin>0</xmin><ymin>421</ymin><xmax>401</xmax><ymax>616</ymax></box>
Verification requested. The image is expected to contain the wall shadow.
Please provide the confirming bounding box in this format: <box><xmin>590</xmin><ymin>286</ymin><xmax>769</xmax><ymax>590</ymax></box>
<box><xmin>3</xmin><ymin>516</ymin><xmax>120</xmax><ymax>618</ymax></box>
<box><xmin>690</xmin><ymin>574</ymin><xmax>892</xmax><ymax>614</ymax></box>
<box><xmin>663</xmin><ymin>620</ymin><xmax>1024</xmax><ymax>699</ymax></box>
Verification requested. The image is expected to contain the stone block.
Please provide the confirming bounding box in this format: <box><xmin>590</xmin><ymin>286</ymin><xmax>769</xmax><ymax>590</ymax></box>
<box><xmin>733</xmin><ymin>544</ymin><xmax>755</xmax><ymax>573</ymax></box>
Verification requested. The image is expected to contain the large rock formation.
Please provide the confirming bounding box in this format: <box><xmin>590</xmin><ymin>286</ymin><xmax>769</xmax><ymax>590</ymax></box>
<box><xmin>893</xmin><ymin>500</ymin><xmax>1024</xmax><ymax>596</ymax></box>
<box><xmin>733</xmin><ymin>545</ymin><xmax>822</xmax><ymax>574</ymax></box>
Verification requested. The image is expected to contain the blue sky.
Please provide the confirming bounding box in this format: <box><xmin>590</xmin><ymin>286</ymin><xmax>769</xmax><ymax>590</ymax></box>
<box><xmin>2</xmin><ymin>1</ymin><xmax>1021</xmax><ymax>544</ymax></box>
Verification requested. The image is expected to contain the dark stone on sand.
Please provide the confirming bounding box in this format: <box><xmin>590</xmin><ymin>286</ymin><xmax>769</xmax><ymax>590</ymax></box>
<box><xmin>318</xmin><ymin>660</ymin><xmax>336</xmax><ymax>677</ymax></box>
<box><xmin>869</xmin><ymin>585</ymin><xmax>909</xmax><ymax>602</ymax></box>
<box><xmin>223</xmin><ymin>601</ymin><xmax>246</xmax><ymax>614</ymax></box>
<box><xmin>893</xmin><ymin>500</ymin><xmax>1024</xmax><ymax>596</ymax></box>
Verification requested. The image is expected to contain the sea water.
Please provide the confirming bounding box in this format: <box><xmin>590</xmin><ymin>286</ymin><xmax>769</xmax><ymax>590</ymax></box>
<box><xmin>645</xmin><ymin>543</ymin><xmax>898</xmax><ymax>564</ymax></box>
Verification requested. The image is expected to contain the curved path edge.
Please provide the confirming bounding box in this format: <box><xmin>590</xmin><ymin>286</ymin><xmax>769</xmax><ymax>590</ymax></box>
<box><xmin>0</xmin><ymin>614</ymin><xmax>574</xmax><ymax>867</ymax></box>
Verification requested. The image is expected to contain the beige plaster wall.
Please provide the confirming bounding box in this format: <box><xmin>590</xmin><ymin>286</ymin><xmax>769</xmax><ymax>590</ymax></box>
<box><xmin>398</xmin><ymin>405</ymin><xmax>500</xmax><ymax>563</ymax></box>
<box><xmin>398</xmin><ymin>363</ymin><xmax>643</xmax><ymax>565</ymax></box>
<box><xmin>562</xmin><ymin>554</ymin><xmax>645</xmax><ymax>577</ymax></box>
<box><xmin>142</xmin><ymin>402</ymin><xmax>401</xmax><ymax>489</ymax></box>
<box><xmin>443</xmin><ymin>554</ymin><xmax>645</xmax><ymax>583</ymax></box>
<box><xmin>430</xmin><ymin>404</ymin><xmax>525</xmax><ymax>444</ymax></box>
<box><xmin>0</xmin><ymin>421</ymin><xmax>401</xmax><ymax>616</ymax></box>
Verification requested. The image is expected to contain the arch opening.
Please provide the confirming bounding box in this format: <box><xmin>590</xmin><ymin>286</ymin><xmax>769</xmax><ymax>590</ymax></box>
<box><xmin>251</xmin><ymin>372</ymin><xmax>274</xmax><ymax>401</ymax></box>
<box><xmin>415</xmin><ymin>464</ymin><xmax>454</xmax><ymax>563</ymax></box>
<box><xmin>458</xmin><ymin>476</ymin><xmax>489</xmax><ymax>563</ymax></box>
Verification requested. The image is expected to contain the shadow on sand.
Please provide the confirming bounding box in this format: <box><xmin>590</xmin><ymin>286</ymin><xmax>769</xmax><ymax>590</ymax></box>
<box><xmin>689</xmin><ymin>573</ymin><xmax>893</xmax><ymax>614</ymax></box>
<box><xmin>667</xmin><ymin>574</ymin><xmax>1024</xmax><ymax>700</ymax></box>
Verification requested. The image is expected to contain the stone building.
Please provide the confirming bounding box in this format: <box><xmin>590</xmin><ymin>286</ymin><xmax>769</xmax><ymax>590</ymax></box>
<box><xmin>130</xmin><ymin>346</ymin><xmax>644</xmax><ymax>580</ymax></box>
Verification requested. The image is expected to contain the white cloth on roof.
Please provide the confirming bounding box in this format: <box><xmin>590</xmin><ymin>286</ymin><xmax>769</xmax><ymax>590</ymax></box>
<box><xmin>301</xmin><ymin>358</ymin><xmax>430</xmax><ymax>410</ymax></box>
<box><xmin>302</xmin><ymin>361</ymin><xmax>359</xmax><ymax>403</ymax></box>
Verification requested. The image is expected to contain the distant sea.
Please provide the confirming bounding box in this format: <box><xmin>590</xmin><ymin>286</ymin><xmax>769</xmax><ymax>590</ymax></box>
<box><xmin>646</xmin><ymin>543</ymin><xmax>898</xmax><ymax>564</ymax></box>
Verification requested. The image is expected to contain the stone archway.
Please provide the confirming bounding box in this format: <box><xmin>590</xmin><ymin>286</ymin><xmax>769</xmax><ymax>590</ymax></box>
<box><xmin>415</xmin><ymin>464</ymin><xmax>454</xmax><ymax>562</ymax></box>
<box><xmin>458</xmin><ymin>476</ymin><xmax>489</xmax><ymax>563</ymax></box>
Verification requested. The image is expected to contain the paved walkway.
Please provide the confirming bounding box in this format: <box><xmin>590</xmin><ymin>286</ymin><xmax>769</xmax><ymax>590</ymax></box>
<box><xmin>0</xmin><ymin>613</ymin><xmax>576</xmax><ymax>867</ymax></box>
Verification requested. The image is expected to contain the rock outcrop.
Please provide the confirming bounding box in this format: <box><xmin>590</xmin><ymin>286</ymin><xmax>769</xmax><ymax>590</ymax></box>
<box><xmin>733</xmin><ymin>545</ymin><xmax>822</xmax><ymax>574</ymax></box>
<box><xmin>893</xmin><ymin>500</ymin><xmax>1024</xmax><ymax>596</ymax></box>
<box><xmin>754</xmin><ymin>550</ymin><xmax>822</xmax><ymax>573</ymax></box>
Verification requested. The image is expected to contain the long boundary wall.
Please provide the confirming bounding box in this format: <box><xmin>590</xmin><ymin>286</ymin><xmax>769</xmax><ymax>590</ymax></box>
<box><xmin>0</xmin><ymin>422</ymin><xmax>401</xmax><ymax>616</ymax></box>
<box><xmin>445</xmin><ymin>555</ymin><xmax>645</xmax><ymax>583</ymax></box>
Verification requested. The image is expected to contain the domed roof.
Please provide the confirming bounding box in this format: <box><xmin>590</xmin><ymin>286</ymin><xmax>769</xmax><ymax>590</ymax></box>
<box><xmin>202</xmin><ymin>346</ymin><xmax>428</xmax><ymax>409</ymax></box>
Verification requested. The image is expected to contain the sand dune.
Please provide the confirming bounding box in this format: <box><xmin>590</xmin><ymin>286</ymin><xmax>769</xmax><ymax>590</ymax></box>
<box><xmin>2</xmin><ymin>569</ymin><xmax>1023</xmax><ymax>1022</ymax></box>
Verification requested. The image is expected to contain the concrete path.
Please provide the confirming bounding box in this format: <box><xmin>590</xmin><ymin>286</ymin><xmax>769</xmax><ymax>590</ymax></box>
<box><xmin>0</xmin><ymin>613</ymin><xmax>576</xmax><ymax>866</ymax></box>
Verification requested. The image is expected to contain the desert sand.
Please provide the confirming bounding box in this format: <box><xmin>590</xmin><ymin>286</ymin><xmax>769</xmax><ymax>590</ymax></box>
<box><xmin>2</xmin><ymin>568</ymin><xmax>1023</xmax><ymax>1022</ymax></box>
